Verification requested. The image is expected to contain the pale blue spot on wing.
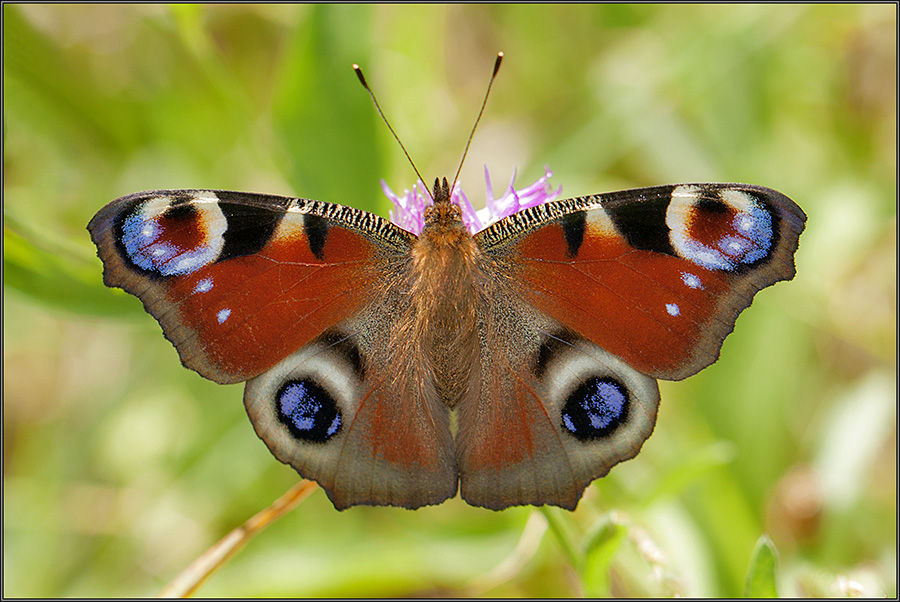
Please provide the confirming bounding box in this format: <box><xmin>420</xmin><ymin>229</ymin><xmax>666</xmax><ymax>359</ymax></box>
<box><xmin>731</xmin><ymin>206</ymin><xmax>772</xmax><ymax>263</ymax></box>
<box><xmin>669</xmin><ymin>191</ymin><xmax>774</xmax><ymax>272</ymax></box>
<box><xmin>280</xmin><ymin>383</ymin><xmax>318</xmax><ymax>430</ymax></box>
<box><xmin>678</xmin><ymin>239</ymin><xmax>735</xmax><ymax>271</ymax></box>
<box><xmin>681</xmin><ymin>272</ymin><xmax>703</xmax><ymax>289</ymax></box>
<box><xmin>326</xmin><ymin>415</ymin><xmax>341</xmax><ymax>436</ymax></box>
<box><xmin>194</xmin><ymin>278</ymin><xmax>214</xmax><ymax>294</ymax></box>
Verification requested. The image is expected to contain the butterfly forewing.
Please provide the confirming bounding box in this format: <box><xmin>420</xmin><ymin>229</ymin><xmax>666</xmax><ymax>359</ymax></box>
<box><xmin>88</xmin><ymin>190</ymin><xmax>413</xmax><ymax>384</ymax></box>
<box><xmin>477</xmin><ymin>183</ymin><xmax>806</xmax><ymax>381</ymax></box>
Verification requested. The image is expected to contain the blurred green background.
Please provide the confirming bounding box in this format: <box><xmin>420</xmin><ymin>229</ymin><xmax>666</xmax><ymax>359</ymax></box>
<box><xmin>3</xmin><ymin>4</ymin><xmax>896</xmax><ymax>597</ymax></box>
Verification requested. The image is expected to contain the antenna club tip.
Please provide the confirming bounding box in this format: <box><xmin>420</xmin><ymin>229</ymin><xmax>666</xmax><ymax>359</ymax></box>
<box><xmin>353</xmin><ymin>64</ymin><xmax>368</xmax><ymax>87</ymax></box>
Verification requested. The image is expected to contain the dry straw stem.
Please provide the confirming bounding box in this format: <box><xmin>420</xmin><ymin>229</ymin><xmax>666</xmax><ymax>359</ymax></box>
<box><xmin>157</xmin><ymin>480</ymin><xmax>319</xmax><ymax>598</ymax></box>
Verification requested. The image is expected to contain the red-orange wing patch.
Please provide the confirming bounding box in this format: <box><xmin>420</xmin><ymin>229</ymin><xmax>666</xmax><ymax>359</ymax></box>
<box><xmin>478</xmin><ymin>183</ymin><xmax>806</xmax><ymax>381</ymax></box>
<box><xmin>88</xmin><ymin>189</ymin><xmax>413</xmax><ymax>384</ymax></box>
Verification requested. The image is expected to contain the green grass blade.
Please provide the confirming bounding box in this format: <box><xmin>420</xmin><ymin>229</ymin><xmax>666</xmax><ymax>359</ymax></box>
<box><xmin>744</xmin><ymin>534</ymin><xmax>779</xmax><ymax>598</ymax></box>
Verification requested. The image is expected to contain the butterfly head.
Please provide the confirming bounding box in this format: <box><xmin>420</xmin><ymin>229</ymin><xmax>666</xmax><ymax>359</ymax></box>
<box><xmin>423</xmin><ymin>177</ymin><xmax>464</xmax><ymax>230</ymax></box>
<box><xmin>432</xmin><ymin>177</ymin><xmax>451</xmax><ymax>205</ymax></box>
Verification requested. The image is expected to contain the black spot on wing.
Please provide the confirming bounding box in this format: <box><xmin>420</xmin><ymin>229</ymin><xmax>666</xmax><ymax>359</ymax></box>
<box><xmin>602</xmin><ymin>190</ymin><xmax>676</xmax><ymax>256</ymax></box>
<box><xmin>560</xmin><ymin>212</ymin><xmax>587</xmax><ymax>258</ymax></box>
<box><xmin>162</xmin><ymin>197</ymin><xmax>198</xmax><ymax>220</ymax></box>
<box><xmin>218</xmin><ymin>198</ymin><xmax>285</xmax><ymax>262</ymax></box>
<box><xmin>532</xmin><ymin>330</ymin><xmax>578</xmax><ymax>380</ymax></box>
<box><xmin>303</xmin><ymin>214</ymin><xmax>329</xmax><ymax>261</ymax></box>
<box><xmin>695</xmin><ymin>196</ymin><xmax>729</xmax><ymax>214</ymax></box>
<box><xmin>318</xmin><ymin>330</ymin><xmax>365</xmax><ymax>380</ymax></box>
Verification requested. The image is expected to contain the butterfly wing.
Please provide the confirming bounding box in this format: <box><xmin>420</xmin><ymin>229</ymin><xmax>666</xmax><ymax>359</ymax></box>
<box><xmin>455</xmin><ymin>183</ymin><xmax>805</xmax><ymax>509</ymax></box>
<box><xmin>243</xmin><ymin>308</ymin><xmax>459</xmax><ymax>510</ymax></box>
<box><xmin>456</xmin><ymin>290</ymin><xmax>660</xmax><ymax>510</ymax></box>
<box><xmin>90</xmin><ymin>182</ymin><xmax>805</xmax><ymax>512</ymax></box>
<box><xmin>88</xmin><ymin>189</ymin><xmax>413</xmax><ymax>384</ymax></box>
<box><xmin>90</xmin><ymin>190</ymin><xmax>458</xmax><ymax>509</ymax></box>
<box><xmin>477</xmin><ymin>183</ymin><xmax>806</xmax><ymax>381</ymax></box>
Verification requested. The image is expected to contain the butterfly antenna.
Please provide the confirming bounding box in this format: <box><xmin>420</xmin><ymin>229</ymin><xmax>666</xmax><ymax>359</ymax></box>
<box><xmin>353</xmin><ymin>63</ymin><xmax>431</xmax><ymax>199</ymax></box>
<box><xmin>450</xmin><ymin>51</ymin><xmax>504</xmax><ymax>193</ymax></box>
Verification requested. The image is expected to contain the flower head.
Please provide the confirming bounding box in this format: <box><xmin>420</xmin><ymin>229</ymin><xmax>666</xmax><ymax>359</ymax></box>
<box><xmin>383</xmin><ymin>166</ymin><xmax>561</xmax><ymax>235</ymax></box>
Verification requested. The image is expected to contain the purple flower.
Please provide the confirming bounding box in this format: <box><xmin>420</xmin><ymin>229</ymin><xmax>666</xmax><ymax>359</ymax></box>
<box><xmin>383</xmin><ymin>166</ymin><xmax>561</xmax><ymax>235</ymax></box>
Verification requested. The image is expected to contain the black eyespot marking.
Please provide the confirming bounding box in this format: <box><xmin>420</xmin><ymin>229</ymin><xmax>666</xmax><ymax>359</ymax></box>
<box><xmin>318</xmin><ymin>331</ymin><xmax>365</xmax><ymax>379</ymax></box>
<box><xmin>603</xmin><ymin>194</ymin><xmax>675</xmax><ymax>256</ymax></box>
<box><xmin>533</xmin><ymin>330</ymin><xmax>578</xmax><ymax>379</ymax></box>
<box><xmin>560</xmin><ymin>212</ymin><xmax>587</xmax><ymax>258</ymax></box>
<box><xmin>162</xmin><ymin>200</ymin><xmax>197</xmax><ymax>221</ymax></box>
<box><xmin>561</xmin><ymin>377</ymin><xmax>630</xmax><ymax>441</ymax></box>
<box><xmin>695</xmin><ymin>196</ymin><xmax>729</xmax><ymax>214</ymax></box>
<box><xmin>304</xmin><ymin>214</ymin><xmax>329</xmax><ymax>261</ymax></box>
<box><xmin>276</xmin><ymin>379</ymin><xmax>342</xmax><ymax>443</ymax></box>
<box><xmin>218</xmin><ymin>200</ymin><xmax>284</xmax><ymax>262</ymax></box>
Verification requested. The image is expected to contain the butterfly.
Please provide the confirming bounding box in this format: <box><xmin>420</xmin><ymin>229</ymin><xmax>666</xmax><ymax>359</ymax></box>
<box><xmin>88</xmin><ymin>176</ymin><xmax>805</xmax><ymax>511</ymax></box>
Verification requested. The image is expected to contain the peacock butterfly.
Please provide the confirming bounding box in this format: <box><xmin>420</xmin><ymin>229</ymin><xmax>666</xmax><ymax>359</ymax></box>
<box><xmin>87</xmin><ymin>60</ymin><xmax>805</xmax><ymax>511</ymax></box>
<box><xmin>88</xmin><ymin>176</ymin><xmax>805</xmax><ymax>511</ymax></box>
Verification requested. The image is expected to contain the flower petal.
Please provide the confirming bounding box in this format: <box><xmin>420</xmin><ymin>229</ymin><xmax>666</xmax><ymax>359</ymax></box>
<box><xmin>385</xmin><ymin>167</ymin><xmax>561</xmax><ymax>235</ymax></box>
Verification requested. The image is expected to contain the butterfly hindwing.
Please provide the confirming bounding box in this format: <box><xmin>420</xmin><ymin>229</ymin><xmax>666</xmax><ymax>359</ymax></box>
<box><xmin>455</xmin><ymin>284</ymin><xmax>660</xmax><ymax>510</ymax></box>
<box><xmin>88</xmin><ymin>189</ymin><xmax>414</xmax><ymax>384</ymax></box>
<box><xmin>477</xmin><ymin>183</ymin><xmax>807</xmax><ymax>381</ymax></box>
<box><xmin>244</xmin><ymin>280</ymin><xmax>459</xmax><ymax>510</ymax></box>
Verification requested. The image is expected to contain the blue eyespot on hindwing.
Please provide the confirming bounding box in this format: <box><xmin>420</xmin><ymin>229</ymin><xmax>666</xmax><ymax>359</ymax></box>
<box><xmin>276</xmin><ymin>379</ymin><xmax>342</xmax><ymax>443</ymax></box>
<box><xmin>561</xmin><ymin>377</ymin><xmax>630</xmax><ymax>441</ymax></box>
